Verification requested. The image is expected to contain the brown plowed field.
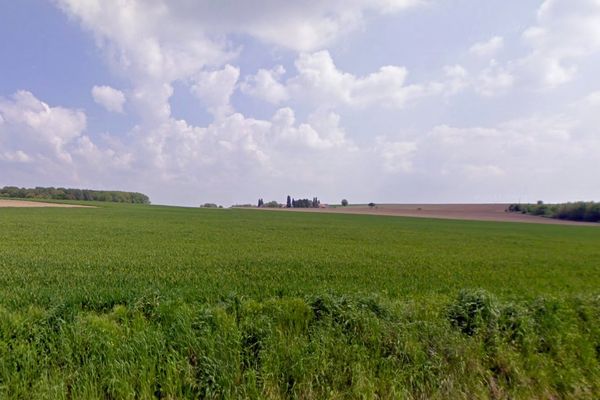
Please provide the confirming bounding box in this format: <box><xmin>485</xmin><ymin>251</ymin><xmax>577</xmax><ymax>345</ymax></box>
<box><xmin>0</xmin><ymin>199</ymin><xmax>92</xmax><ymax>208</ymax></box>
<box><xmin>266</xmin><ymin>204</ymin><xmax>597</xmax><ymax>226</ymax></box>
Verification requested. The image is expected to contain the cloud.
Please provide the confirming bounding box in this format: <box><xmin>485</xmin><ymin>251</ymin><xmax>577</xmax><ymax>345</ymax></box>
<box><xmin>0</xmin><ymin>91</ymin><xmax>133</xmax><ymax>187</ymax></box>
<box><xmin>57</xmin><ymin>0</ymin><xmax>236</xmax><ymax>127</ymax></box>
<box><xmin>469</xmin><ymin>36</ymin><xmax>504</xmax><ymax>57</ymax></box>
<box><xmin>375</xmin><ymin>138</ymin><xmax>417</xmax><ymax>173</ymax></box>
<box><xmin>411</xmin><ymin>114</ymin><xmax>587</xmax><ymax>190</ymax></box>
<box><xmin>519</xmin><ymin>0</ymin><xmax>600</xmax><ymax>87</ymax></box>
<box><xmin>443</xmin><ymin>65</ymin><xmax>469</xmax><ymax>94</ymax></box>
<box><xmin>55</xmin><ymin>1</ymin><xmax>427</xmax><ymax>126</ymax></box>
<box><xmin>31</xmin><ymin>0</ymin><xmax>599</xmax><ymax>205</ymax></box>
<box><xmin>237</xmin><ymin>0</ymin><xmax>422</xmax><ymax>51</ymax></box>
<box><xmin>475</xmin><ymin>60</ymin><xmax>514</xmax><ymax>96</ymax></box>
<box><xmin>56</xmin><ymin>0</ymin><xmax>233</xmax><ymax>81</ymax></box>
<box><xmin>190</xmin><ymin>65</ymin><xmax>240</xmax><ymax>117</ymax></box>
<box><xmin>460</xmin><ymin>1</ymin><xmax>600</xmax><ymax>92</ymax></box>
<box><xmin>3</xmin><ymin>83</ymin><xmax>600</xmax><ymax>205</ymax></box>
<box><xmin>0</xmin><ymin>91</ymin><xmax>86</xmax><ymax>163</ymax></box>
<box><xmin>114</xmin><ymin>0</ymin><xmax>423</xmax><ymax>52</ymax></box>
<box><xmin>56</xmin><ymin>0</ymin><xmax>422</xmax><ymax>79</ymax></box>
<box><xmin>270</xmin><ymin>108</ymin><xmax>349</xmax><ymax>150</ymax></box>
<box><xmin>244</xmin><ymin>50</ymin><xmax>451</xmax><ymax>108</ymax></box>
<box><xmin>240</xmin><ymin>65</ymin><xmax>289</xmax><ymax>104</ymax></box>
<box><xmin>92</xmin><ymin>85</ymin><xmax>126</xmax><ymax>113</ymax></box>
<box><xmin>53</xmin><ymin>2</ymin><xmax>408</xmax><ymax>203</ymax></box>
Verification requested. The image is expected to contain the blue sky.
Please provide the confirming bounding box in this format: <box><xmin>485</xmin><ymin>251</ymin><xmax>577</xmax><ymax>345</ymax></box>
<box><xmin>1</xmin><ymin>0</ymin><xmax>599</xmax><ymax>206</ymax></box>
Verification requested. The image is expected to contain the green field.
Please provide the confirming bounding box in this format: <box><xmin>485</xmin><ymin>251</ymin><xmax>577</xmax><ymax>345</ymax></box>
<box><xmin>1</xmin><ymin>203</ymin><xmax>599</xmax><ymax>398</ymax></box>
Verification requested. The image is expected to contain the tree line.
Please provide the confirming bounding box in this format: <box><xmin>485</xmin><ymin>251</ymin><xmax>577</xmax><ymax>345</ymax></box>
<box><xmin>507</xmin><ymin>201</ymin><xmax>600</xmax><ymax>222</ymax></box>
<box><xmin>0</xmin><ymin>186</ymin><xmax>151</xmax><ymax>204</ymax></box>
<box><xmin>257</xmin><ymin>196</ymin><xmax>321</xmax><ymax>208</ymax></box>
<box><xmin>288</xmin><ymin>196</ymin><xmax>321</xmax><ymax>208</ymax></box>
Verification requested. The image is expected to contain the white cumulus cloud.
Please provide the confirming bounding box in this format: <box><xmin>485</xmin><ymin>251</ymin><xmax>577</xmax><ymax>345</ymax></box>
<box><xmin>190</xmin><ymin>65</ymin><xmax>240</xmax><ymax>117</ymax></box>
<box><xmin>0</xmin><ymin>90</ymin><xmax>86</xmax><ymax>163</ymax></box>
<box><xmin>92</xmin><ymin>85</ymin><xmax>126</xmax><ymax>113</ymax></box>
<box><xmin>241</xmin><ymin>65</ymin><xmax>289</xmax><ymax>104</ymax></box>
<box><xmin>16</xmin><ymin>0</ymin><xmax>596</xmax><ymax>205</ymax></box>
<box><xmin>244</xmin><ymin>50</ymin><xmax>452</xmax><ymax>109</ymax></box>
<box><xmin>0</xmin><ymin>90</ymin><xmax>133</xmax><ymax>187</ymax></box>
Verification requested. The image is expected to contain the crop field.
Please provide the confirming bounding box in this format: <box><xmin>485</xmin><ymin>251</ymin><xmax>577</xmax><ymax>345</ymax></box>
<box><xmin>1</xmin><ymin>203</ymin><xmax>599</xmax><ymax>399</ymax></box>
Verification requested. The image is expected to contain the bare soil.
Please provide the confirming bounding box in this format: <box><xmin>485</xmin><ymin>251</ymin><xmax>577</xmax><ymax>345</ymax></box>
<box><xmin>0</xmin><ymin>199</ymin><xmax>93</xmax><ymax>208</ymax></box>
<box><xmin>259</xmin><ymin>204</ymin><xmax>597</xmax><ymax>226</ymax></box>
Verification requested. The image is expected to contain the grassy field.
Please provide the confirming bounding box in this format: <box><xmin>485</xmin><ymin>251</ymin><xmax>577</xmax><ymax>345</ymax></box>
<box><xmin>0</xmin><ymin>203</ymin><xmax>599</xmax><ymax>398</ymax></box>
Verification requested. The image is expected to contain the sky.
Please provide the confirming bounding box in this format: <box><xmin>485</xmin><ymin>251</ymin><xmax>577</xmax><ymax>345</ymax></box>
<box><xmin>1</xmin><ymin>0</ymin><xmax>599</xmax><ymax>206</ymax></box>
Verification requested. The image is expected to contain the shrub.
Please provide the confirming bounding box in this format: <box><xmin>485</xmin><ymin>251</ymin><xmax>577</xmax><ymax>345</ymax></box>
<box><xmin>507</xmin><ymin>202</ymin><xmax>600</xmax><ymax>222</ymax></box>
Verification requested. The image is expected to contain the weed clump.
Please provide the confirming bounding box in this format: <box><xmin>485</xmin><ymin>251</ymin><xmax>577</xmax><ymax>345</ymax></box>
<box><xmin>447</xmin><ymin>289</ymin><xmax>499</xmax><ymax>336</ymax></box>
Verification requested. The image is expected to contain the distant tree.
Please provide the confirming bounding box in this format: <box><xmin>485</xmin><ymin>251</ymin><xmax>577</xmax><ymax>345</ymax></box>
<box><xmin>368</xmin><ymin>202</ymin><xmax>376</xmax><ymax>209</ymax></box>
<box><xmin>290</xmin><ymin>198</ymin><xmax>316</xmax><ymax>208</ymax></box>
<box><xmin>0</xmin><ymin>186</ymin><xmax>150</xmax><ymax>204</ymax></box>
<box><xmin>201</xmin><ymin>203</ymin><xmax>218</xmax><ymax>208</ymax></box>
<box><xmin>258</xmin><ymin>198</ymin><xmax>264</xmax><ymax>207</ymax></box>
<box><xmin>264</xmin><ymin>200</ymin><xmax>281</xmax><ymax>208</ymax></box>
<box><xmin>286</xmin><ymin>195</ymin><xmax>292</xmax><ymax>208</ymax></box>
<box><xmin>341</xmin><ymin>199</ymin><xmax>348</xmax><ymax>206</ymax></box>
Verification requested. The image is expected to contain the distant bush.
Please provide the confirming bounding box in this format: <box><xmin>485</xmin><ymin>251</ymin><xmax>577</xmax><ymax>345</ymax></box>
<box><xmin>0</xmin><ymin>186</ymin><xmax>150</xmax><ymax>204</ymax></box>
<box><xmin>507</xmin><ymin>204</ymin><xmax>522</xmax><ymax>212</ymax></box>
<box><xmin>507</xmin><ymin>201</ymin><xmax>600</xmax><ymax>222</ymax></box>
<box><xmin>264</xmin><ymin>201</ymin><xmax>281</xmax><ymax>208</ymax></box>
<box><xmin>200</xmin><ymin>203</ymin><xmax>219</xmax><ymax>208</ymax></box>
<box><xmin>341</xmin><ymin>199</ymin><xmax>348</xmax><ymax>206</ymax></box>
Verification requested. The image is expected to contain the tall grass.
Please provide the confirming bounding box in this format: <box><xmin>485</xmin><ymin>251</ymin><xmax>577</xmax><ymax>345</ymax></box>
<box><xmin>0</xmin><ymin>292</ymin><xmax>598</xmax><ymax>398</ymax></box>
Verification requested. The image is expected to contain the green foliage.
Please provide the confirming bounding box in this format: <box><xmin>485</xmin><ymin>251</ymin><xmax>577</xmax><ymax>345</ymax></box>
<box><xmin>0</xmin><ymin>294</ymin><xmax>598</xmax><ymax>399</ymax></box>
<box><xmin>0</xmin><ymin>204</ymin><xmax>599</xmax><ymax>397</ymax></box>
<box><xmin>508</xmin><ymin>201</ymin><xmax>600</xmax><ymax>222</ymax></box>
<box><xmin>0</xmin><ymin>186</ymin><xmax>150</xmax><ymax>203</ymax></box>
<box><xmin>447</xmin><ymin>289</ymin><xmax>500</xmax><ymax>336</ymax></box>
<box><xmin>264</xmin><ymin>201</ymin><xmax>281</xmax><ymax>208</ymax></box>
<box><xmin>291</xmin><ymin>197</ymin><xmax>320</xmax><ymax>208</ymax></box>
